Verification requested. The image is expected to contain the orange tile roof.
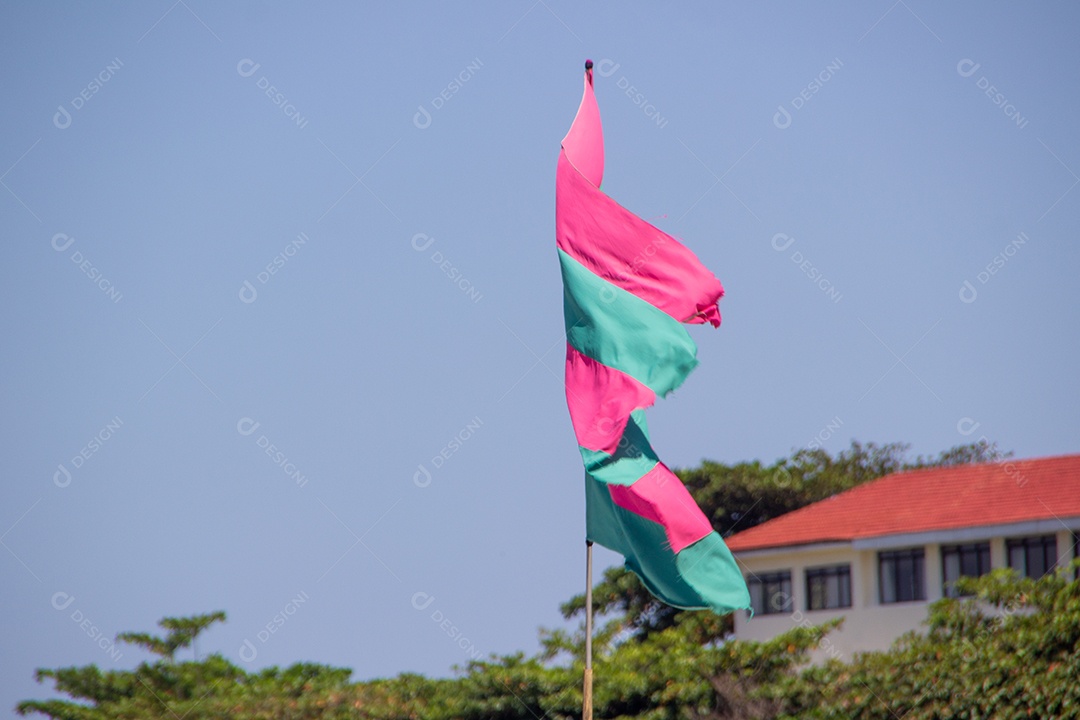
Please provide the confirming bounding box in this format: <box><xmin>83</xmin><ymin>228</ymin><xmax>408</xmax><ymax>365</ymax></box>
<box><xmin>725</xmin><ymin>454</ymin><xmax>1080</xmax><ymax>553</ymax></box>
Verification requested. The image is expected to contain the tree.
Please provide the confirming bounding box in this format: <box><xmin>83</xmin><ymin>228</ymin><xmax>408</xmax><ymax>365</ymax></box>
<box><xmin>115</xmin><ymin>610</ymin><xmax>226</xmax><ymax>661</ymax></box>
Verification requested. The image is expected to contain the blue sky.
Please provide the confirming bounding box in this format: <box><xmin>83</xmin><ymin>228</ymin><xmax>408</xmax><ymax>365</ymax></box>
<box><xmin>2</xmin><ymin>1</ymin><xmax>1078</xmax><ymax>715</ymax></box>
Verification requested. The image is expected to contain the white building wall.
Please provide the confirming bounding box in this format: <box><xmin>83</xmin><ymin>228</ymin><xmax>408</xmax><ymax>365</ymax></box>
<box><xmin>732</xmin><ymin>520</ymin><xmax>1080</xmax><ymax>661</ymax></box>
<box><xmin>734</xmin><ymin>545</ymin><xmax>931</xmax><ymax>663</ymax></box>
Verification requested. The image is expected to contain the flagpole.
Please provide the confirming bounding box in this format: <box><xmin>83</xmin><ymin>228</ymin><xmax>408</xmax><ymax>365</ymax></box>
<box><xmin>583</xmin><ymin>539</ymin><xmax>594</xmax><ymax>720</ymax></box>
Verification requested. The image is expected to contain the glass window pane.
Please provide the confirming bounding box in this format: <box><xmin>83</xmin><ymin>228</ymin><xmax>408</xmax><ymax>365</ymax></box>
<box><xmin>1009</xmin><ymin>545</ymin><xmax>1025</xmax><ymax>572</ymax></box>
<box><xmin>961</xmin><ymin>549</ymin><xmax>978</xmax><ymax>577</ymax></box>
<box><xmin>897</xmin><ymin>555</ymin><xmax>913</xmax><ymax>600</ymax></box>
<box><xmin>1026</xmin><ymin>545</ymin><xmax>1040</xmax><ymax>578</ymax></box>
<box><xmin>748</xmin><ymin>571</ymin><xmax>793</xmax><ymax>615</ymax></box>
<box><xmin>880</xmin><ymin>556</ymin><xmax>896</xmax><ymax>603</ymax></box>
<box><xmin>810</xmin><ymin>577</ymin><xmax>824</xmax><ymax>610</ymax></box>
<box><xmin>944</xmin><ymin>552</ymin><xmax>960</xmax><ymax>584</ymax></box>
<box><xmin>1043</xmin><ymin>537</ymin><xmax>1057</xmax><ymax>575</ymax></box>
<box><xmin>767</xmin><ymin>581</ymin><xmax>783</xmax><ymax>611</ymax></box>
<box><xmin>1029</xmin><ymin>537</ymin><xmax>1055</xmax><ymax>578</ymax></box>
<box><xmin>748</xmin><ymin>581</ymin><xmax>762</xmax><ymax>613</ymax></box>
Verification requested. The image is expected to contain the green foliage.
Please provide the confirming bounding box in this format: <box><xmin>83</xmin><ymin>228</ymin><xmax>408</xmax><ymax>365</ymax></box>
<box><xmin>778</xmin><ymin>563</ymin><xmax>1080</xmax><ymax>719</ymax></box>
<box><xmin>114</xmin><ymin>610</ymin><xmax>226</xmax><ymax>661</ymax></box>
<box><xmin>18</xmin><ymin>653</ymin><xmax>362</xmax><ymax>720</ymax></box>
<box><xmin>23</xmin><ymin>439</ymin><xmax>1046</xmax><ymax>720</ymax></box>
<box><xmin>19</xmin><ymin>611</ymin><xmax>838</xmax><ymax>720</ymax></box>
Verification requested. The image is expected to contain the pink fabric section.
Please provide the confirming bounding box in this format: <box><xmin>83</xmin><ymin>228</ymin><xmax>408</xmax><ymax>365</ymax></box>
<box><xmin>565</xmin><ymin>343</ymin><xmax>656</xmax><ymax>454</ymax></box>
<box><xmin>561</xmin><ymin>70</ymin><xmax>604</xmax><ymax>187</ymax></box>
<box><xmin>607</xmin><ymin>463</ymin><xmax>715</xmax><ymax>553</ymax></box>
<box><xmin>556</xmin><ymin>150</ymin><xmax>723</xmax><ymax>327</ymax></box>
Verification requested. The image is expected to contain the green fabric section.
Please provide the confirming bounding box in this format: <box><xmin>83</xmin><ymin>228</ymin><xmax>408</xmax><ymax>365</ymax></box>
<box><xmin>559</xmin><ymin>249</ymin><xmax>698</xmax><ymax>397</ymax></box>
<box><xmin>585</xmin><ymin>472</ymin><xmax>750</xmax><ymax>614</ymax></box>
<box><xmin>578</xmin><ymin>410</ymin><xmax>658</xmax><ymax>486</ymax></box>
<box><xmin>675</xmin><ymin>533</ymin><xmax>752</xmax><ymax>614</ymax></box>
<box><xmin>583</xmin><ymin>472</ymin><xmax>633</xmax><ymax>555</ymax></box>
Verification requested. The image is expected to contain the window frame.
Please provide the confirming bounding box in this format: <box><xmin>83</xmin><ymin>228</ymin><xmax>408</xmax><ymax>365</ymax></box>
<box><xmin>941</xmin><ymin>542</ymin><xmax>991</xmax><ymax>598</ymax></box>
<box><xmin>1074</xmin><ymin>532</ymin><xmax>1080</xmax><ymax>581</ymax></box>
<box><xmin>878</xmin><ymin>547</ymin><xmax>926</xmax><ymax>604</ymax></box>
<box><xmin>747</xmin><ymin>570</ymin><xmax>793</xmax><ymax>616</ymax></box>
<box><xmin>805</xmin><ymin>564</ymin><xmax>852</xmax><ymax>611</ymax></box>
<box><xmin>1006</xmin><ymin>534</ymin><xmax>1057</xmax><ymax>579</ymax></box>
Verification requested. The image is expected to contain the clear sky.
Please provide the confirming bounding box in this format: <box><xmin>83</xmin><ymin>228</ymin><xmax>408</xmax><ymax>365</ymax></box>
<box><xmin>2</xmin><ymin>1</ymin><xmax>1078</xmax><ymax>715</ymax></box>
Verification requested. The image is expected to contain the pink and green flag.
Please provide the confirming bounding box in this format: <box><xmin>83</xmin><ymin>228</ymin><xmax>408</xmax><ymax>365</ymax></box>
<box><xmin>557</xmin><ymin>62</ymin><xmax>750</xmax><ymax>614</ymax></box>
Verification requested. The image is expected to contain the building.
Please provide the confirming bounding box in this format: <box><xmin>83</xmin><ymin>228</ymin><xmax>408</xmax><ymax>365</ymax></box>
<box><xmin>725</xmin><ymin>454</ymin><xmax>1080</xmax><ymax>661</ymax></box>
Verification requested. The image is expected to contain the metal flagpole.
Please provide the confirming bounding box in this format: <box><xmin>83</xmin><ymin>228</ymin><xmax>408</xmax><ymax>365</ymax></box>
<box><xmin>583</xmin><ymin>540</ymin><xmax>594</xmax><ymax>720</ymax></box>
<box><xmin>581</xmin><ymin>60</ymin><xmax>596</xmax><ymax>720</ymax></box>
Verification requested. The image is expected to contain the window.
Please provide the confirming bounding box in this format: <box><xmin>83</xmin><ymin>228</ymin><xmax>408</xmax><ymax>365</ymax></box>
<box><xmin>806</xmin><ymin>565</ymin><xmax>852</xmax><ymax>610</ymax></box>
<box><xmin>747</xmin><ymin>571</ymin><xmax>792</xmax><ymax>615</ymax></box>
<box><xmin>941</xmin><ymin>542</ymin><xmax>991</xmax><ymax>597</ymax></box>
<box><xmin>1007</xmin><ymin>535</ymin><xmax>1057</xmax><ymax>579</ymax></box>
<box><xmin>1074</xmin><ymin>533</ymin><xmax>1080</xmax><ymax>580</ymax></box>
<box><xmin>879</xmin><ymin>548</ymin><xmax>925</xmax><ymax>603</ymax></box>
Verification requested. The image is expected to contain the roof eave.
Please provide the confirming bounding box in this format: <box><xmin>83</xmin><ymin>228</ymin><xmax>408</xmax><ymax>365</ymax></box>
<box><xmin>851</xmin><ymin>516</ymin><xmax>1080</xmax><ymax>550</ymax></box>
<box><xmin>731</xmin><ymin>540</ymin><xmax>852</xmax><ymax>558</ymax></box>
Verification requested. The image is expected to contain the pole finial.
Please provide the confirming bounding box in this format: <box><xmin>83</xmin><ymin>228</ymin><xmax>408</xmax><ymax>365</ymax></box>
<box><xmin>585</xmin><ymin>59</ymin><xmax>593</xmax><ymax>70</ymax></box>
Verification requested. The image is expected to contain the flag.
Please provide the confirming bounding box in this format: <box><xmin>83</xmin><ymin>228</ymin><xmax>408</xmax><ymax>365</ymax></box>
<box><xmin>557</xmin><ymin>62</ymin><xmax>750</xmax><ymax>614</ymax></box>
